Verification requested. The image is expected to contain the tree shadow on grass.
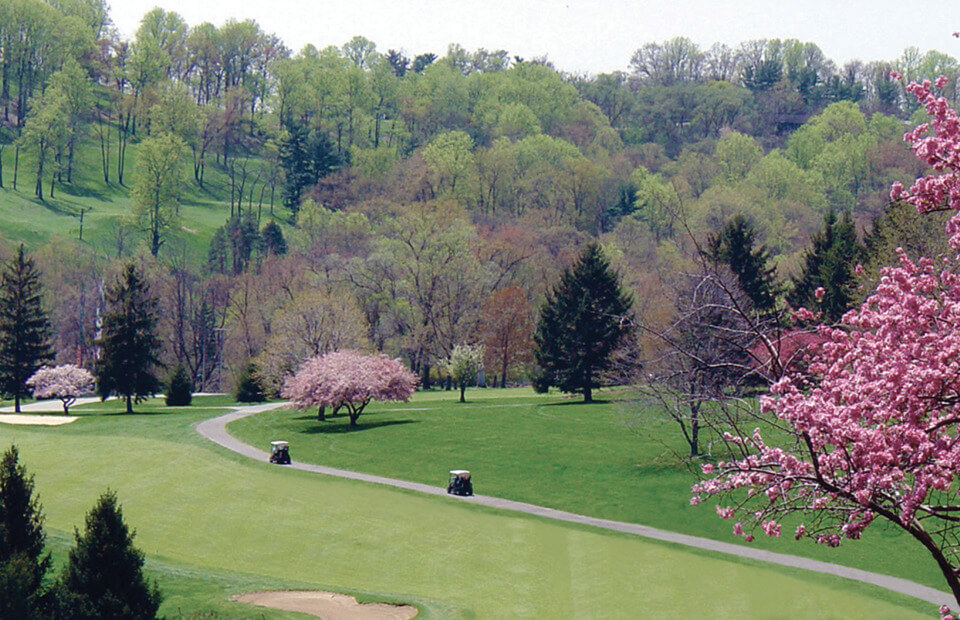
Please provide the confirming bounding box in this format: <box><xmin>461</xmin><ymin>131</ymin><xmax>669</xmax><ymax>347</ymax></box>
<box><xmin>540</xmin><ymin>399</ymin><xmax>610</xmax><ymax>407</ymax></box>
<box><xmin>300</xmin><ymin>419</ymin><xmax>419</xmax><ymax>434</ymax></box>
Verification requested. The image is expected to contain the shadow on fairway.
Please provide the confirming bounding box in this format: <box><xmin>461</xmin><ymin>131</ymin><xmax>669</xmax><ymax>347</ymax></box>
<box><xmin>540</xmin><ymin>399</ymin><xmax>610</xmax><ymax>407</ymax></box>
<box><xmin>300</xmin><ymin>419</ymin><xmax>419</xmax><ymax>434</ymax></box>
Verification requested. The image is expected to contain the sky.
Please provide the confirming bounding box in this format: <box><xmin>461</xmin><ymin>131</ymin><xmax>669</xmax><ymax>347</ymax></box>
<box><xmin>109</xmin><ymin>0</ymin><xmax>957</xmax><ymax>76</ymax></box>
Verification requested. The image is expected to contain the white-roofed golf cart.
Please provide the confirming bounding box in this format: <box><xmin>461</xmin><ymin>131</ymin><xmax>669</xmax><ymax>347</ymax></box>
<box><xmin>269</xmin><ymin>440</ymin><xmax>291</xmax><ymax>465</ymax></box>
<box><xmin>447</xmin><ymin>469</ymin><xmax>472</xmax><ymax>496</ymax></box>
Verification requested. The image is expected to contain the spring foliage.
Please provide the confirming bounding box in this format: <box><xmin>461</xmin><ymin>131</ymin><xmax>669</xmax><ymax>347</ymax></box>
<box><xmin>282</xmin><ymin>350</ymin><xmax>418</xmax><ymax>426</ymax></box>
<box><xmin>695</xmin><ymin>76</ymin><xmax>960</xmax><ymax>611</ymax></box>
<box><xmin>26</xmin><ymin>364</ymin><xmax>94</xmax><ymax>414</ymax></box>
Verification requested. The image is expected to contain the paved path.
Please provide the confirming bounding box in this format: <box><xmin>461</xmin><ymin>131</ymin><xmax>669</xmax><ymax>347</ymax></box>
<box><xmin>0</xmin><ymin>396</ymin><xmax>102</xmax><ymax>413</ymax></box>
<box><xmin>197</xmin><ymin>404</ymin><xmax>953</xmax><ymax>608</ymax></box>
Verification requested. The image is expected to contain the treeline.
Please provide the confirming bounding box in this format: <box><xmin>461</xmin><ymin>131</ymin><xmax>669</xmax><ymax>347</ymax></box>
<box><xmin>0</xmin><ymin>0</ymin><xmax>957</xmax><ymax>392</ymax></box>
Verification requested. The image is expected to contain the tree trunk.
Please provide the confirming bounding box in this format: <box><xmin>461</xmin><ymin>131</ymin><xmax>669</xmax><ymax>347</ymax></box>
<box><xmin>583</xmin><ymin>387</ymin><xmax>593</xmax><ymax>403</ymax></box>
<box><xmin>317</xmin><ymin>405</ymin><xmax>325</xmax><ymax>421</ymax></box>
<box><xmin>14</xmin><ymin>392</ymin><xmax>20</xmax><ymax>413</ymax></box>
<box><xmin>125</xmin><ymin>395</ymin><xmax>133</xmax><ymax>414</ymax></box>
<box><xmin>459</xmin><ymin>385</ymin><xmax>466</xmax><ymax>403</ymax></box>
<box><xmin>13</xmin><ymin>143</ymin><xmax>19</xmax><ymax>190</ymax></box>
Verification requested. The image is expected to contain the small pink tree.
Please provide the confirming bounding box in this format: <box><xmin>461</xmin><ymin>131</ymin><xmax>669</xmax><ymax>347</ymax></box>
<box><xmin>693</xmin><ymin>77</ymin><xmax>960</xmax><ymax>612</ymax></box>
<box><xmin>282</xmin><ymin>350</ymin><xmax>418</xmax><ymax>427</ymax></box>
<box><xmin>26</xmin><ymin>364</ymin><xmax>95</xmax><ymax>414</ymax></box>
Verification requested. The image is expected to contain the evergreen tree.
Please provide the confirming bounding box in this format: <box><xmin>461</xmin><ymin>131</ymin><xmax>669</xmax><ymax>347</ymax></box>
<box><xmin>235</xmin><ymin>362</ymin><xmax>266</xmax><ymax>403</ymax></box>
<box><xmin>206</xmin><ymin>227</ymin><xmax>229</xmax><ymax>275</ymax></box>
<box><xmin>165</xmin><ymin>363</ymin><xmax>192</xmax><ymax>407</ymax></box>
<box><xmin>708</xmin><ymin>215</ymin><xmax>779</xmax><ymax>311</ymax></box>
<box><xmin>0</xmin><ymin>445</ymin><xmax>50</xmax><ymax>619</ymax></box>
<box><xmin>789</xmin><ymin>209</ymin><xmax>866</xmax><ymax>323</ymax></box>
<box><xmin>534</xmin><ymin>244</ymin><xmax>633</xmax><ymax>402</ymax></box>
<box><xmin>96</xmin><ymin>264</ymin><xmax>162</xmax><ymax>414</ymax></box>
<box><xmin>53</xmin><ymin>491</ymin><xmax>162</xmax><ymax>619</ymax></box>
<box><xmin>226</xmin><ymin>213</ymin><xmax>260</xmax><ymax>274</ymax></box>
<box><xmin>261</xmin><ymin>220</ymin><xmax>287</xmax><ymax>256</ymax></box>
<box><xmin>0</xmin><ymin>244</ymin><xmax>51</xmax><ymax>412</ymax></box>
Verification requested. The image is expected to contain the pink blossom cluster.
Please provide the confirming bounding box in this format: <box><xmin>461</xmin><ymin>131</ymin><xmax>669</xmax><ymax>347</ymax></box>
<box><xmin>282</xmin><ymin>350</ymin><xmax>418</xmax><ymax>425</ymax></box>
<box><xmin>693</xmin><ymin>250</ymin><xmax>960</xmax><ymax>564</ymax></box>
<box><xmin>26</xmin><ymin>364</ymin><xmax>95</xmax><ymax>413</ymax></box>
<box><xmin>891</xmin><ymin>76</ymin><xmax>960</xmax><ymax>248</ymax></box>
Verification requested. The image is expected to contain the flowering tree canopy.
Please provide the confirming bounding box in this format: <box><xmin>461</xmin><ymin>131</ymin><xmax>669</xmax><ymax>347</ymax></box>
<box><xmin>693</xmin><ymin>77</ymin><xmax>960</xmax><ymax>611</ymax></box>
<box><xmin>282</xmin><ymin>350</ymin><xmax>418</xmax><ymax>427</ymax></box>
<box><xmin>26</xmin><ymin>364</ymin><xmax>94</xmax><ymax>414</ymax></box>
<box><xmin>443</xmin><ymin>344</ymin><xmax>484</xmax><ymax>403</ymax></box>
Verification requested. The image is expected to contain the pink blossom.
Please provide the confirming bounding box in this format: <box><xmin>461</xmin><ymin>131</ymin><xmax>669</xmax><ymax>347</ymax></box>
<box><xmin>26</xmin><ymin>365</ymin><xmax>94</xmax><ymax>414</ymax></box>
<box><xmin>761</xmin><ymin>520</ymin><xmax>781</xmax><ymax>537</ymax></box>
<box><xmin>814</xmin><ymin>287</ymin><xmax>825</xmax><ymax>302</ymax></box>
<box><xmin>794</xmin><ymin>524</ymin><xmax>806</xmax><ymax>540</ymax></box>
<box><xmin>732</xmin><ymin>522</ymin><xmax>744</xmax><ymax>536</ymax></box>
<box><xmin>701</xmin><ymin>463</ymin><xmax>714</xmax><ymax>474</ymax></box>
<box><xmin>744</xmin><ymin>534</ymin><xmax>754</xmax><ymax>543</ymax></box>
<box><xmin>715</xmin><ymin>505</ymin><xmax>734</xmax><ymax>519</ymax></box>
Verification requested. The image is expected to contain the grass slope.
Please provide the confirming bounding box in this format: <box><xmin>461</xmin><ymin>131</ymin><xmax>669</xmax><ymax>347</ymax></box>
<box><xmin>0</xmin><ymin>400</ymin><xmax>931</xmax><ymax>618</ymax></box>
<box><xmin>228</xmin><ymin>387</ymin><xmax>948</xmax><ymax>593</ymax></box>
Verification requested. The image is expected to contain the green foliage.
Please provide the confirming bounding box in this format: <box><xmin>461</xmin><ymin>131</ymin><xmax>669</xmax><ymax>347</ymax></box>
<box><xmin>53</xmin><ymin>490</ymin><xmax>162</xmax><ymax>619</ymax></box>
<box><xmin>260</xmin><ymin>220</ymin><xmax>287</xmax><ymax>256</ymax></box>
<box><xmin>443</xmin><ymin>344</ymin><xmax>484</xmax><ymax>402</ymax></box>
<box><xmin>165</xmin><ymin>363</ymin><xmax>192</xmax><ymax>407</ymax></box>
<box><xmin>132</xmin><ymin>132</ymin><xmax>187</xmax><ymax>256</ymax></box>
<box><xmin>234</xmin><ymin>362</ymin><xmax>266</xmax><ymax>403</ymax></box>
<box><xmin>534</xmin><ymin>244</ymin><xmax>633</xmax><ymax>402</ymax></box>
<box><xmin>0</xmin><ymin>445</ymin><xmax>49</xmax><ymax>619</ymax></box>
<box><xmin>709</xmin><ymin>215</ymin><xmax>779</xmax><ymax>311</ymax></box>
<box><xmin>0</xmin><ymin>245</ymin><xmax>51</xmax><ymax>412</ymax></box>
<box><xmin>95</xmin><ymin>264</ymin><xmax>162</xmax><ymax>414</ymax></box>
<box><xmin>788</xmin><ymin>209</ymin><xmax>866</xmax><ymax>322</ymax></box>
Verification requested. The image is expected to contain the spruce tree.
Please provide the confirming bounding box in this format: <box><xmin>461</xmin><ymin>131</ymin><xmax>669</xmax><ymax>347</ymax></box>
<box><xmin>54</xmin><ymin>491</ymin><xmax>161</xmax><ymax>619</ymax></box>
<box><xmin>534</xmin><ymin>244</ymin><xmax>633</xmax><ymax>403</ymax></box>
<box><xmin>0</xmin><ymin>244</ymin><xmax>51</xmax><ymax>412</ymax></box>
<box><xmin>96</xmin><ymin>264</ymin><xmax>162</xmax><ymax>414</ymax></box>
<box><xmin>708</xmin><ymin>215</ymin><xmax>779</xmax><ymax>312</ymax></box>
<box><xmin>789</xmin><ymin>209</ymin><xmax>865</xmax><ymax>323</ymax></box>
<box><xmin>0</xmin><ymin>445</ymin><xmax>50</xmax><ymax>619</ymax></box>
<box><xmin>234</xmin><ymin>361</ymin><xmax>266</xmax><ymax>403</ymax></box>
<box><xmin>165</xmin><ymin>363</ymin><xmax>192</xmax><ymax>406</ymax></box>
<box><xmin>261</xmin><ymin>220</ymin><xmax>287</xmax><ymax>256</ymax></box>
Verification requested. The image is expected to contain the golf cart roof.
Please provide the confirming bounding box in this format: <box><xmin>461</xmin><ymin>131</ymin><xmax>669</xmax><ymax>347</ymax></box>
<box><xmin>449</xmin><ymin>469</ymin><xmax>470</xmax><ymax>477</ymax></box>
<box><xmin>271</xmin><ymin>441</ymin><xmax>289</xmax><ymax>448</ymax></box>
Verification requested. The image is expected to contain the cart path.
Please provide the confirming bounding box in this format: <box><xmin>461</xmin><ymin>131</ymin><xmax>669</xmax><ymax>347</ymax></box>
<box><xmin>196</xmin><ymin>404</ymin><xmax>952</xmax><ymax>608</ymax></box>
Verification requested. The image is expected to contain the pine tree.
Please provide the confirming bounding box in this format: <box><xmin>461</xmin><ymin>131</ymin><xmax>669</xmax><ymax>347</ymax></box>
<box><xmin>53</xmin><ymin>491</ymin><xmax>161</xmax><ymax>619</ymax></box>
<box><xmin>0</xmin><ymin>244</ymin><xmax>51</xmax><ymax>412</ymax></box>
<box><xmin>235</xmin><ymin>361</ymin><xmax>266</xmax><ymax>403</ymax></box>
<box><xmin>207</xmin><ymin>227</ymin><xmax>229</xmax><ymax>275</ymax></box>
<box><xmin>789</xmin><ymin>209</ymin><xmax>866</xmax><ymax>323</ymax></box>
<box><xmin>0</xmin><ymin>445</ymin><xmax>50</xmax><ymax>619</ymax></box>
<box><xmin>534</xmin><ymin>244</ymin><xmax>633</xmax><ymax>403</ymax></box>
<box><xmin>96</xmin><ymin>264</ymin><xmax>162</xmax><ymax>414</ymax></box>
<box><xmin>708</xmin><ymin>215</ymin><xmax>779</xmax><ymax>312</ymax></box>
<box><xmin>261</xmin><ymin>220</ymin><xmax>287</xmax><ymax>256</ymax></box>
<box><xmin>165</xmin><ymin>363</ymin><xmax>192</xmax><ymax>407</ymax></box>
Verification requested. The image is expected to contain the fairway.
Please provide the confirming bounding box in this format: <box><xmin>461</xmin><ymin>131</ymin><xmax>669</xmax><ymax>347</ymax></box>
<box><xmin>0</xmin><ymin>400</ymin><xmax>936</xmax><ymax>617</ymax></box>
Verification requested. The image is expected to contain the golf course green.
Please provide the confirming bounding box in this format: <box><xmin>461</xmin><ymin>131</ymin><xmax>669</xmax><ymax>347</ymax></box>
<box><xmin>0</xmin><ymin>397</ymin><xmax>936</xmax><ymax>617</ymax></box>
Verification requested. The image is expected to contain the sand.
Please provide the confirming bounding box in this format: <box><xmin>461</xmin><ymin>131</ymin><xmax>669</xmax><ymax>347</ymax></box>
<box><xmin>0</xmin><ymin>414</ymin><xmax>77</xmax><ymax>426</ymax></box>
<box><xmin>231</xmin><ymin>591</ymin><xmax>418</xmax><ymax>620</ymax></box>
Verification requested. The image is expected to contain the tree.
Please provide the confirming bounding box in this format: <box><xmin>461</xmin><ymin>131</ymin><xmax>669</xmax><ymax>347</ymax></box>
<box><xmin>133</xmin><ymin>132</ymin><xmax>187</xmax><ymax>257</ymax></box>
<box><xmin>709</xmin><ymin>215</ymin><xmax>779</xmax><ymax>312</ymax></box>
<box><xmin>26</xmin><ymin>364</ymin><xmax>94</xmax><ymax>414</ymax></box>
<box><xmin>480</xmin><ymin>286</ymin><xmax>534</xmax><ymax>388</ymax></box>
<box><xmin>788</xmin><ymin>209</ymin><xmax>865</xmax><ymax>322</ymax></box>
<box><xmin>0</xmin><ymin>445</ymin><xmax>49</xmax><ymax>620</ymax></box>
<box><xmin>261</xmin><ymin>221</ymin><xmax>287</xmax><ymax>256</ymax></box>
<box><xmin>165</xmin><ymin>363</ymin><xmax>192</xmax><ymax>406</ymax></box>
<box><xmin>443</xmin><ymin>344</ymin><xmax>484</xmax><ymax>403</ymax></box>
<box><xmin>534</xmin><ymin>244</ymin><xmax>633</xmax><ymax>402</ymax></box>
<box><xmin>96</xmin><ymin>264</ymin><xmax>162</xmax><ymax>414</ymax></box>
<box><xmin>234</xmin><ymin>362</ymin><xmax>266</xmax><ymax>403</ymax></box>
<box><xmin>282</xmin><ymin>350</ymin><xmax>418</xmax><ymax>427</ymax></box>
<box><xmin>0</xmin><ymin>245</ymin><xmax>51</xmax><ymax>413</ymax></box>
<box><xmin>692</xmin><ymin>76</ymin><xmax>960</xmax><ymax>613</ymax></box>
<box><xmin>53</xmin><ymin>491</ymin><xmax>162</xmax><ymax>618</ymax></box>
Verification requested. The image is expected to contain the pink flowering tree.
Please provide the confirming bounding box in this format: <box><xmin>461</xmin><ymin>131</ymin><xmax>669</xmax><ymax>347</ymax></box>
<box><xmin>26</xmin><ymin>364</ymin><xmax>95</xmax><ymax>414</ymax></box>
<box><xmin>282</xmin><ymin>350</ymin><xmax>418</xmax><ymax>427</ymax></box>
<box><xmin>693</xmin><ymin>77</ymin><xmax>960</xmax><ymax>611</ymax></box>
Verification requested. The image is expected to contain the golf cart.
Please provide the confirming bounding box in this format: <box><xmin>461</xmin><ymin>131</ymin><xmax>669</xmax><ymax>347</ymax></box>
<box><xmin>269</xmin><ymin>440</ymin><xmax>291</xmax><ymax>465</ymax></box>
<box><xmin>447</xmin><ymin>470</ymin><xmax>473</xmax><ymax>496</ymax></box>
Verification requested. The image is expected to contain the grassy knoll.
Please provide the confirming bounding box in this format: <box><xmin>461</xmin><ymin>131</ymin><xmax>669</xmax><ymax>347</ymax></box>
<box><xmin>0</xmin><ymin>134</ymin><xmax>289</xmax><ymax>261</ymax></box>
<box><xmin>229</xmin><ymin>387</ymin><xmax>948</xmax><ymax>592</ymax></box>
<box><xmin>0</xmin><ymin>400</ymin><xmax>932</xmax><ymax>617</ymax></box>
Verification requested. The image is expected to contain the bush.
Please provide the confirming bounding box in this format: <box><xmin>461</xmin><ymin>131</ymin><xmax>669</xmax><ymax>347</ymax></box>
<box><xmin>529</xmin><ymin>366</ymin><xmax>551</xmax><ymax>394</ymax></box>
<box><xmin>235</xmin><ymin>362</ymin><xmax>266</xmax><ymax>403</ymax></box>
<box><xmin>165</xmin><ymin>363</ymin><xmax>193</xmax><ymax>406</ymax></box>
<box><xmin>53</xmin><ymin>491</ymin><xmax>161</xmax><ymax>619</ymax></box>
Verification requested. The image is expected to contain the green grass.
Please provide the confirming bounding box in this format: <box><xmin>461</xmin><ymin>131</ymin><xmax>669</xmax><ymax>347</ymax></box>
<box><xmin>0</xmin><ymin>401</ymin><xmax>935</xmax><ymax>617</ymax></box>
<box><xmin>0</xmin><ymin>133</ymin><xmax>291</xmax><ymax>262</ymax></box>
<box><xmin>229</xmin><ymin>387</ymin><xmax>949</xmax><ymax>593</ymax></box>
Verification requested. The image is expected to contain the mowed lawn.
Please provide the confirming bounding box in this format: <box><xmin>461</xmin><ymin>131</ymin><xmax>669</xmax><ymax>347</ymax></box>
<box><xmin>229</xmin><ymin>387</ymin><xmax>948</xmax><ymax>592</ymax></box>
<box><xmin>0</xmin><ymin>400</ymin><xmax>930</xmax><ymax>618</ymax></box>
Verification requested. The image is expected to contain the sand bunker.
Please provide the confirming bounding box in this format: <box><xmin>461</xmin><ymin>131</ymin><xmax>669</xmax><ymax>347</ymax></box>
<box><xmin>231</xmin><ymin>591</ymin><xmax>417</xmax><ymax>620</ymax></box>
<box><xmin>0</xmin><ymin>414</ymin><xmax>77</xmax><ymax>426</ymax></box>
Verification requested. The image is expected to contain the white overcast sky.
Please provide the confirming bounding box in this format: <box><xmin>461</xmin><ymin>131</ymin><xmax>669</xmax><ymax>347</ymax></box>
<box><xmin>109</xmin><ymin>0</ymin><xmax>956</xmax><ymax>75</ymax></box>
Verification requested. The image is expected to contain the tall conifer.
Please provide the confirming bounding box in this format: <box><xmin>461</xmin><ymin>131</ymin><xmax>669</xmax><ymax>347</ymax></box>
<box><xmin>0</xmin><ymin>244</ymin><xmax>51</xmax><ymax>412</ymax></box>
<box><xmin>95</xmin><ymin>264</ymin><xmax>161</xmax><ymax>414</ymax></box>
<box><xmin>534</xmin><ymin>244</ymin><xmax>633</xmax><ymax>402</ymax></box>
<box><xmin>709</xmin><ymin>215</ymin><xmax>779</xmax><ymax>312</ymax></box>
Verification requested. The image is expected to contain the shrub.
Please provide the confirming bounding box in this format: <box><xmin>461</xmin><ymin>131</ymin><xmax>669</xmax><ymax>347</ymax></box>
<box><xmin>165</xmin><ymin>364</ymin><xmax>193</xmax><ymax>406</ymax></box>
<box><xmin>235</xmin><ymin>362</ymin><xmax>266</xmax><ymax>403</ymax></box>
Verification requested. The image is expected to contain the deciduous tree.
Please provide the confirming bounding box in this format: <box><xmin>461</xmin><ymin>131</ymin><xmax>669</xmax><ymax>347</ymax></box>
<box><xmin>26</xmin><ymin>364</ymin><xmax>93</xmax><ymax>414</ymax></box>
<box><xmin>443</xmin><ymin>344</ymin><xmax>484</xmax><ymax>403</ymax></box>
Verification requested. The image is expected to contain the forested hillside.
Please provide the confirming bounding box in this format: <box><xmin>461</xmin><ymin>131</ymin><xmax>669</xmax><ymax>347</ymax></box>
<box><xmin>0</xmin><ymin>0</ymin><xmax>955</xmax><ymax>391</ymax></box>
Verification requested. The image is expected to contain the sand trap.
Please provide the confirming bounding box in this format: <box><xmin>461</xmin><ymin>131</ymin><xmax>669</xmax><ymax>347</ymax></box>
<box><xmin>0</xmin><ymin>414</ymin><xmax>77</xmax><ymax>426</ymax></box>
<box><xmin>232</xmin><ymin>591</ymin><xmax>417</xmax><ymax>620</ymax></box>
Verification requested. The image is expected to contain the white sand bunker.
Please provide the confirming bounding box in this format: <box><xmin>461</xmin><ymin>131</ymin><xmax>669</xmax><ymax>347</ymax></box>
<box><xmin>232</xmin><ymin>591</ymin><xmax>418</xmax><ymax>620</ymax></box>
<box><xmin>0</xmin><ymin>414</ymin><xmax>77</xmax><ymax>426</ymax></box>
